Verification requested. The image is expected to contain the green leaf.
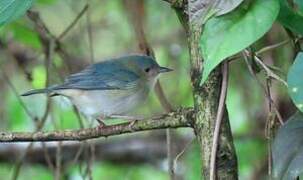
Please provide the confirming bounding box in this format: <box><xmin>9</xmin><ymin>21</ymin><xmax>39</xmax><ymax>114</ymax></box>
<box><xmin>3</xmin><ymin>22</ymin><xmax>41</xmax><ymax>49</ymax></box>
<box><xmin>200</xmin><ymin>0</ymin><xmax>279</xmax><ymax>84</ymax></box>
<box><xmin>294</xmin><ymin>0</ymin><xmax>303</xmax><ymax>15</ymax></box>
<box><xmin>189</xmin><ymin>0</ymin><xmax>244</xmax><ymax>25</ymax></box>
<box><xmin>287</xmin><ymin>52</ymin><xmax>303</xmax><ymax>111</ymax></box>
<box><xmin>36</xmin><ymin>0</ymin><xmax>56</xmax><ymax>5</ymax></box>
<box><xmin>0</xmin><ymin>0</ymin><xmax>33</xmax><ymax>27</ymax></box>
<box><xmin>215</xmin><ymin>0</ymin><xmax>244</xmax><ymax>16</ymax></box>
<box><xmin>278</xmin><ymin>0</ymin><xmax>303</xmax><ymax>35</ymax></box>
<box><xmin>32</xmin><ymin>66</ymin><xmax>46</xmax><ymax>89</ymax></box>
<box><xmin>272</xmin><ymin>112</ymin><xmax>303</xmax><ymax>180</ymax></box>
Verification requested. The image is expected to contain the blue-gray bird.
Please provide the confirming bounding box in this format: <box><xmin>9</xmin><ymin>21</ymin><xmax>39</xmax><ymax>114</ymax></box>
<box><xmin>22</xmin><ymin>55</ymin><xmax>172</xmax><ymax>123</ymax></box>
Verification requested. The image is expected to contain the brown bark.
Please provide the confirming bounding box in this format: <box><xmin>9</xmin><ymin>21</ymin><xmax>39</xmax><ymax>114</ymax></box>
<box><xmin>173</xmin><ymin>3</ymin><xmax>238</xmax><ymax>179</ymax></box>
<box><xmin>0</xmin><ymin>108</ymin><xmax>193</xmax><ymax>142</ymax></box>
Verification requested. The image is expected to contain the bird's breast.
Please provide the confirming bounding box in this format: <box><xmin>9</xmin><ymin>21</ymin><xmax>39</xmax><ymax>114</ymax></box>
<box><xmin>56</xmin><ymin>86</ymin><xmax>150</xmax><ymax>118</ymax></box>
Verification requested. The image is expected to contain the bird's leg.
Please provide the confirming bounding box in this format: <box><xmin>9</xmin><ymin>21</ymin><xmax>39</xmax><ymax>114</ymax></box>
<box><xmin>108</xmin><ymin>114</ymin><xmax>142</xmax><ymax>131</ymax></box>
<box><xmin>96</xmin><ymin>115</ymin><xmax>107</xmax><ymax>129</ymax></box>
<box><xmin>128</xmin><ymin>119</ymin><xmax>138</xmax><ymax>131</ymax></box>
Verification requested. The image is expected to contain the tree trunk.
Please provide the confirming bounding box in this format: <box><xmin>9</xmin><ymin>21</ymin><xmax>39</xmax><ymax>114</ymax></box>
<box><xmin>174</xmin><ymin>5</ymin><xmax>238</xmax><ymax>180</ymax></box>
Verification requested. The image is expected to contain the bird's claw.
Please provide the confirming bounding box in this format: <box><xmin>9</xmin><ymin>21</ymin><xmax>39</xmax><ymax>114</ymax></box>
<box><xmin>128</xmin><ymin>120</ymin><xmax>138</xmax><ymax>132</ymax></box>
<box><xmin>96</xmin><ymin>118</ymin><xmax>107</xmax><ymax>129</ymax></box>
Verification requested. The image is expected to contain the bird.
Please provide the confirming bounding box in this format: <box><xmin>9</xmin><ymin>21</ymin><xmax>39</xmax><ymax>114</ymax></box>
<box><xmin>21</xmin><ymin>54</ymin><xmax>172</xmax><ymax>126</ymax></box>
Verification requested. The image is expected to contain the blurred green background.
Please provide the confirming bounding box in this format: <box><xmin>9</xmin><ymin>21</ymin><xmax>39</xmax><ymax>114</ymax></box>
<box><xmin>0</xmin><ymin>0</ymin><xmax>296</xmax><ymax>179</ymax></box>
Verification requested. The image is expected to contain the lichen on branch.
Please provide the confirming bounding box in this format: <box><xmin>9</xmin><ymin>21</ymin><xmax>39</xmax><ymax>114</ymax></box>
<box><xmin>0</xmin><ymin>108</ymin><xmax>194</xmax><ymax>142</ymax></box>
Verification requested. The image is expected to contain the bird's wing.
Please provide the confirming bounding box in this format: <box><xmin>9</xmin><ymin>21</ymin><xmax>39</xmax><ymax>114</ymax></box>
<box><xmin>53</xmin><ymin>61</ymin><xmax>140</xmax><ymax>90</ymax></box>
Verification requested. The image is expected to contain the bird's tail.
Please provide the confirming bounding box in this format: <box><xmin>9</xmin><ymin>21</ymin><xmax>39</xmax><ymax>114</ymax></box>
<box><xmin>21</xmin><ymin>88</ymin><xmax>51</xmax><ymax>96</ymax></box>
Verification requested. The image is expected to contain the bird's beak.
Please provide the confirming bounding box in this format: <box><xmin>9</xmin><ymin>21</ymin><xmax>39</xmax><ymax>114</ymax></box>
<box><xmin>159</xmin><ymin>66</ymin><xmax>173</xmax><ymax>73</ymax></box>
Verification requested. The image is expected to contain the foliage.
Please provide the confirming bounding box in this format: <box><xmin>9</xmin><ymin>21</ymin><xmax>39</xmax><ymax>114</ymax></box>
<box><xmin>0</xmin><ymin>0</ymin><xmax>33</xmax><ymax>27</ymax></box>
<box><xmin>1</xmin><ymin>0</ymin><xmax>303</xmax><ymax>179</ymax></box>
<box><xmin>272</xmin><ymin>112</ymin><xmax>303</xmax><ymax>179</ymax></box>
<box><xmin>287</xmin><ymin>52</ymin><xmax>303</xmax><ymax>112</ymax></box>
<box><xmin>278</xmin><ymin>0</ymin><xmax>303</xmax><ymax>35</ymax></box>
<box><xmin>198</xmin><ymin>0</ymin><xmax>303</xmax><ymax>178</ymax></box>
<box><xmin>200</xmin><ymin>0</ymin><xmax>279</xmax><ymax>84</ymax></box>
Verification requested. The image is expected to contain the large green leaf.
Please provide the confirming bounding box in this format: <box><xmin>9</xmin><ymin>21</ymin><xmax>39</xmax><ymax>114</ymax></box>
<box><xmin>0</xmin><ymin>0</ymin><xmax>33</xmax><ymax>27</ymax></box>
<box><xmin>294</xmin><ymin>0</ymin><xmax>303</xmax><ymax>15</ymax></box>
<box><xmin>287</xmin><ymin>52</ymin><xmax>303</xmax><ymax>111</ymax></box>
<box><xmin>189</xmin><ymin>0</ymin><xmax>244</xmax><ymax>25</ymax></box>
<box><xmin>200</xmin><ymin>0</ymin><xmax>279</xmax><ymax>84</ymax></box>
<box><xmin>272</xmin><ymin>112</ymin><xmax>303</xmax><ymax>180</ymax></box>
<box><xmin>278</xmin><ymin>0</ymin><xmax>303</xmax><ymax>35</ymax></box>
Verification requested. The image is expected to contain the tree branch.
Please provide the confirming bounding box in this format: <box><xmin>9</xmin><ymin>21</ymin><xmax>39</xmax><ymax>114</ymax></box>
<box><xmin>0</xmin><ymin>108</ymin><xmax>193</xmax><ymax>142</ymax></box>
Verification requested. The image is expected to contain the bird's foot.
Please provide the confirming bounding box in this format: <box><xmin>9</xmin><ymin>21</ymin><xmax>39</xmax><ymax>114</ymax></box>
<box><xmin>96</xmin><ymin>117</ymin><xmax>107</xmax><ymax>129</ymax></box>
<box><xmin>128</xmin><ymin>120</ymin><xmax>138</xmax><ymax>132</ymax></box>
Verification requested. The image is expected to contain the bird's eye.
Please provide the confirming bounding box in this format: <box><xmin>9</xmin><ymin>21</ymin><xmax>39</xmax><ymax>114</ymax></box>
<box><xmin>145</xmin><ymin>68</ymin><xmax>150</xmax><ymax>73</ymax></box>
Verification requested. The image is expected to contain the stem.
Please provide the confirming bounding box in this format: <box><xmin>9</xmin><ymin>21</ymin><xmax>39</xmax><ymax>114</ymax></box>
<box><xmin>209</xmin><ymin>62</ymin><xmax>229</xmax><ymax>180</ymax></box>
<box><xmin>0</xmin><ymin>108</ymin><xmax>193</xmax><ymax>142</ymax></box>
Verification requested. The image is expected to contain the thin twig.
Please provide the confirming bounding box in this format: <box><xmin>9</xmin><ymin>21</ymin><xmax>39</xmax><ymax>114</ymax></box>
<box><xmin>55</xmin><ymin>142</ymin><xmax>62</xmax><ymax>180</ymax></box>
<box><xmin>85</xmin><ymin>143</ymin><xmax>94</xmax><ymax>180</ymax></box>
<box><xmin>173</xmin><ymin>138</ymin><xmax>194</xmax><ymax>168</ymax></box>
<box><xmin>57</xmin><ymin>4</ymin><xmax>89</xmax><ymax>40</ymax></box>
<box><xmin>85</xmin><ymin>2</ymin><xmax>95</xmax><ymax>176</ymax></box>
<box><xmin>244</xmin><ymin>49</ymin><xmax>287</xmax><ymax>86</ymax></box>
<box><xmin>11</xmin><ymin>33</ymin><xmax>55</xmax><ymax>180</ymax></box>
<box><xmin>210</xmin><ymin>62</ymin><xmax>229</xmax><ymax>180</ymax></box>
<box><xmin>242</xmin><ymin>51</ymin><xmax>284</xmax><ymax>125</ymax></box>
<box><xmin>265</xmin><ymin>79</ymin><xmax>275</xmax><ymax>177</ymax></box>
<box><xmin>41</xmin><ymin>142</ymin><xmax>56</xmax><ymax>172</ymax></box>
<box><xmin>252</xmin><ymin>53</ymin><xmax>287</xmax><ymax>87</ymax></box>
<box><xmin>0</xmin><ymin>71</ymin><xmax>36</xmax><ymax>120</ymax></box>
<box><xmin>256</xmin><ymin>39</ymin><xmax>290</xmax><ymax>55</ymax></box>
<box><xmin>0</xmin><ymin>108</ymin><xmax>193</xmax><ymax>142</ymax></box>
<box><xmin>0</xmin><ymin>70</ymin><xmax>50</xmax><ymax>180</ymax></box>
<box><xmin>154</xmin><ymin>82</ymin><xmax>175</xmax><ymax>179</ymax></box>
<box><xmin>122</xmin><ymin>1</ymin><xmax>175</xmax><ymax>179</ymax></box>
<box><xmin>86</xmin><ymin>1</ymin><xmax>94</xmax><ymax>63</ymax></box>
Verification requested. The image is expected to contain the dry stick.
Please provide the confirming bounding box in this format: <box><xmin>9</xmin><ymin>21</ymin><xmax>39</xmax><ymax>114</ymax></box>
<box><xmin>11</xmin><ymin>100</ymin><xmax>52</xmax><ymax>180</ymax></box>
<box><xmin>0</xmin><ymin>71</ymin><xmax>36</xmax><ymax>120</ymax></box>
<box><xmin>85</xmin><ymin>2</ymin><xmax>95</xmax><ymax>178</ymax></box>
<box><xmin>0</xmin><ymin>70</ymin><xmax>52</xmax><ymax>180</ymax></box>
<box><xmin>41</xmin><ymin>142</ymin><xmax>56</xmax><ymax>172</ymax></box>
<box><xmin>154</xmin><ymin>82</ymin><xmax>175</xmax><ymax>180</ymax></box>
<box><xmin>86</xmin><ymin>1</ymin><xmax>94</xmax><ymax>63</ymax></box>
<box><xmin>55</xmin><ymin>142</ymin><xmax>62</xmax><ymax>180</ymax></box>
<box><xmin>122</xmin><ymin>1</ymin><xmax>175</xmax><ymax>179</ymax></box>
<box><xmin>173</xmin><ymin>138</ymin><xmax>194</xmax><ymax>168</ymax></box>
<box><xmin>29</xmin><ymin>9</ymin><xmax>92</xmax><ymax>178</ymax></box>
<box><xmin>28</xmin><ymin>10</ymin><xmax>89</xmax><ymax>178</ymax></box>
<box><xmin>253</xmin><ymin>54</ymin><xmax>287</xmax><ymax>86</ymax></box>
<box><xmin>83</xmin><ymin>145</ymin><xmax>93</xmax><ymax>180</ymax></box>
<box><xmin>256</xmin><ymin>39</ymin><xmax>290</xmax><ymax>55</ymax></box>
<box><xmin>209</xmin><ymin>62</ymin><xmax>229</xmax><ymax>180</ymax></box>
<box><xmin>265</xmin><ymin>79</ymin><xmax>274</xmax><ymax>176</ymax></box>
<box><xmin>57</xmin><ymin>4</ymin><xmax>89</xmax><ymax>40</ymax></box>
<box><xmin>0</xmin><ymin>109</ymin><xmax>192</xmax><ymax>142</ymax></box>
<box><xmin>14</xmin><ymin>39</ymin><xmax>54</xmax><ymax>180</ymax></box>
<box><xmin>3</xmin><ymin>9</ymin><xmax>85</xmax><ymax>176</ymax></box>
<box><xmin>41</xmin><ymin>38</ymin><xmax>56</xmax><ymax>174</ymax></box>
<box><xmin>244</xmin><ymin>49</ymin><xmax>287</xmax><ymax>86</ymax></box>
<box><xmin>87</xmin><ymin>143</ymin><xmax>95</xmax><ymax>180</ymax></box>
<box><xmin>242</xmin><ymin>51</ymin><xmax>284</xmax><ymax>125</ymax></box>
<box><xmin>11</xmin><ymin>38</ymin><xmax>55</xmax><ymax>180</ymax></box>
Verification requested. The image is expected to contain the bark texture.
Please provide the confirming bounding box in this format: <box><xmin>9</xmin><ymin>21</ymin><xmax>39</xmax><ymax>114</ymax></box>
<box><xmin>174</xmin><ymin>3</ymin><xmax>238</xmax><ymax>179</ymax></box>
<box><xmin>0</xmin><ymin>108</ymin><xmax>193</xmax><ymax>142</ymax></box>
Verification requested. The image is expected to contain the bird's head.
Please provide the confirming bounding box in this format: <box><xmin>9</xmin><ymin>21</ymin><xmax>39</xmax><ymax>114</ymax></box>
<box><xmin>126</xmin><ymin>55</ymin><xmax>173</xmax><ymax>82</ymax></box>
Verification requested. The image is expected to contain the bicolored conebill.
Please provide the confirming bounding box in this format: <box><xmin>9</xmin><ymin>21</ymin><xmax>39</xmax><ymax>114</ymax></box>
<box><xmin>22</xmin><ymin>55</ymin><xmax>172</xmax><ymax>123</ymax></box>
